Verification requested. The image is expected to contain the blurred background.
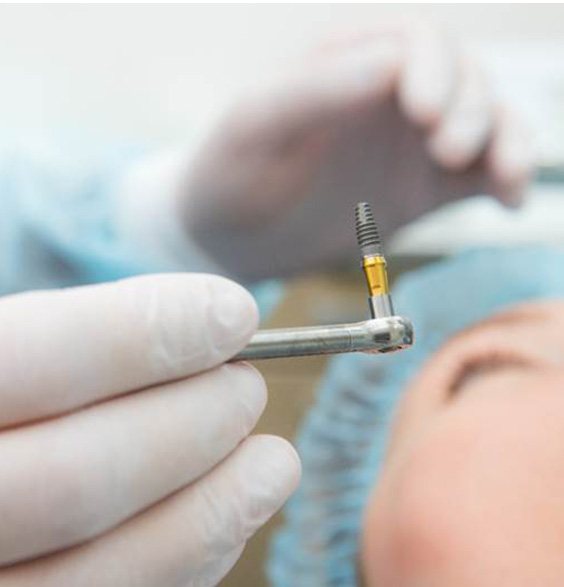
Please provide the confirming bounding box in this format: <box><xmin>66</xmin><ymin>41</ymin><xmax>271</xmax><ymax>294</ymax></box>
<box><xmin>2</xmin><ymin>4</ymin><xmax>563</xmax><ymax>585</ymax></box>
<box><xmin>2</xmin><ymin>3</ymin><xmax>564</xmax><ymax>257</ymax></box>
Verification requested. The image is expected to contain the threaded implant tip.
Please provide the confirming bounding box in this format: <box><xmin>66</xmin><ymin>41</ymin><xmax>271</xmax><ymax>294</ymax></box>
<box><xmin>355</xmin><ymin>202</ymin><xmax>382</xmax><ymax>256</ymax></box>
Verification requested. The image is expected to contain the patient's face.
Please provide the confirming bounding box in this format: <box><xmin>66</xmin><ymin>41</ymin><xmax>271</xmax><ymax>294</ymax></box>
<box><xmin>362</xmin><ymin>301</ymin><xmax>564</xmax><ymax>587</ymax></box>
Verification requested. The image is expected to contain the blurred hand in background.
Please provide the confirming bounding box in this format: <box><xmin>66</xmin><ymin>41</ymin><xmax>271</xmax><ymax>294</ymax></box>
<box><xmin>177</xmin><ymin>17</ymin><xmax>533</xmax><ymax>281</ymax></box>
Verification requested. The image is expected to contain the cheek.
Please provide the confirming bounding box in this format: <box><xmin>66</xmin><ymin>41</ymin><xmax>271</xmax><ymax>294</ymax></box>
<box><xmin>361</xmin><ymin>389</ymin><xmax>564</xmax><ymax>587</ymax></box>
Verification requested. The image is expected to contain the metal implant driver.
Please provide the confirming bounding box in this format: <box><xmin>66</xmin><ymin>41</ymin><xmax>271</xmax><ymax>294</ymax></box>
<box><xmin>355</xmin><ymin>202</ymin><xmax>394</xmax><ymax>319</ymax></box>
<box><xmin>232</xmin><ymin>203</ymin><xmax>413</xmax><ymax>361</ymax></box>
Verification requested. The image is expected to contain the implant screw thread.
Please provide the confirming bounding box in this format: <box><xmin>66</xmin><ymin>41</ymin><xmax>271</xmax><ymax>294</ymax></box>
<box><xmin>355</xmin><ymin>202</ymin><xmax>382</xmax><ymax>257</ymax></box>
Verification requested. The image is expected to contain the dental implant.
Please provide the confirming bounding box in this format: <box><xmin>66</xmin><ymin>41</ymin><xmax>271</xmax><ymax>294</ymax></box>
<box><xmin>355</xmin><ymin>202</ymin><xmax>394</xmax><ymax>318</ymax></box>
<box><xmin>231</xmin><ymin>202</ymin><xmax>412</xmax><ymax>361</ymax></box>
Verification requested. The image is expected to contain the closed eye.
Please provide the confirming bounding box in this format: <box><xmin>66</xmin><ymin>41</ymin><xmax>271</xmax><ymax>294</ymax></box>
<box><xmin>448</xmin><ymin>354</ymin><xmax>535</xmax><ymax>396</ymax></box>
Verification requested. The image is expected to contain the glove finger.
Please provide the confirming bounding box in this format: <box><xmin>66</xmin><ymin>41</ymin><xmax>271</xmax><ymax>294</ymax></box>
<box><xmin>427</xmin><ymin>57</ymin><xmax>495</xmax><ymax>170</ymax></box>
<box><xmin>0</xmin><ymin>363</ymin><xmax>267</xmax><ymax>565</ymax></box>
<box><xmin>0</xmin><ymin>273</ymin><xmax>258</xmax><ymax>428</ymax></box>
<box><xmin>487</xmin><ymin>106</ymin><xmax>535</xmax><ymax>207</ymax></box>
<box><xmin>398</xmin><ymin>19</ymin><xmax>458</xmax><ymax>127</ymax></box>
<box><xmin>0</xmin><ymin>435</ymin><xmax>301</xmax><ymax>587</ymax></box>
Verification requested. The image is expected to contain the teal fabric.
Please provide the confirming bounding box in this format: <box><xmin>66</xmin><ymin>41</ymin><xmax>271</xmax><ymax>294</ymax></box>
<box><xmin>269</xmin><ymin>246</ymin><xmax>564</xmax><ymax>586</ymax></box>
<box><xmin>0</xmin><ymin>139</ymin><xmax>281</xmax><ymax>317</ymax></box>
<box><xmin>0</xmin><ymin>139</ymin><xmax>149</xmax><ymax>294</ymax></box>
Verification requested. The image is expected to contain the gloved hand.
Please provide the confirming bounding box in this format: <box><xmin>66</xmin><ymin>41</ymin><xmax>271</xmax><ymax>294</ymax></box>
<box><xmin>0</xmin><ymin>274</ymin><xmax>300</xmax><ymax>587</ymax></box>
<box><xmin>176</xmin><ymin>17</ymin><xmax>533</xmax><ymax>280</ymax></box>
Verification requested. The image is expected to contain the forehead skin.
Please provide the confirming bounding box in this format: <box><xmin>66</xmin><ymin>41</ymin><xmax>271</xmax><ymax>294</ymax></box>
<box><xmin>362</xmin><ymin>367</ymin><xmax>564</xmax><ymax>587</ymax></box>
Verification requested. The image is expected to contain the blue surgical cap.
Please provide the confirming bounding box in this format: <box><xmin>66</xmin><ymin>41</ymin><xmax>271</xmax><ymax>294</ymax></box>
<box><xmin>269</xmin><ymin>246</ymin><xmax>564</xmax><ymax>587</ymax></box>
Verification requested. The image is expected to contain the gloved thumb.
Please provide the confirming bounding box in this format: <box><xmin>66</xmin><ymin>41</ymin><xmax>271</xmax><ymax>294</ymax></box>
<box><xmin>0</xmin><ymin>272</ymin><xmax>259</xmax><ymax>427</ymax></box>
<box><xmin>101</xmin><ymin>271</ymin><xmax>261</xmax><ymax>385</ymax></box>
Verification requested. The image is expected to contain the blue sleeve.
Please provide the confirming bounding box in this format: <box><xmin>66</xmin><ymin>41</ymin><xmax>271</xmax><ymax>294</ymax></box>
<box><xmin>0</xmin><ymin>139</ymin><xmax>283</xmax><ymax>319</ymax></box>
<box><xmin>0</xmin><ymin>140</ymin><xmax>154</xmax><ymax>295</ymax></box>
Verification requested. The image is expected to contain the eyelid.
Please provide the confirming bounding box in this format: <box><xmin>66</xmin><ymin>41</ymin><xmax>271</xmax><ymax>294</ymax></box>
<box><xmin>448</xmin><ymin>352</ymin><xmax>538</xmax><ymax>396</ymax></box>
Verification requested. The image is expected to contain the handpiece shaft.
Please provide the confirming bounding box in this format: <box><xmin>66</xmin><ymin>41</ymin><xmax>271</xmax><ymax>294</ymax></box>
<box><xmin>231</xmin><ymin>202</ymin><xmax>414</xmax><ymax>362</ymax></box>
<box><xmin>233</xmin><ymin>316</ymin><xmax>413</xmax><ymax>361</ymax></box>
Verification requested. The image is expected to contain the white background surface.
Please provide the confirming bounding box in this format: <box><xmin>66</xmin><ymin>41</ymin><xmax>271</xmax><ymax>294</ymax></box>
<box><xmin>0</xmin><ymin>4</ymin><xmax>562</xmax><ymax>148</ymax></box>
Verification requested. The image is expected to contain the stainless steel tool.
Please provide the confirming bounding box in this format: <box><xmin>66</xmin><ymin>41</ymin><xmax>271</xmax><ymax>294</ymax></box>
<box><xmin>234</xmin><ymin>315</ymin><xmax>413</xmax><ymax>361</ymax></box>
<box><xmin>233</xmin><ymin>202</ymin><xmax>414</xmax><ymax>361</ymax></box>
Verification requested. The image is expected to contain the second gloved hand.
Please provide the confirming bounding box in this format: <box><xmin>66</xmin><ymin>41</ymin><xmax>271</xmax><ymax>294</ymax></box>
<box><xmin>178</xmin><ymin>17</ymin><xmax>533</xmax><ymax>280</ymax></box>
<box><xmin>0</xmin><ymin>274</ymin><xmax>300</xmax><ymax>587</ymax></box>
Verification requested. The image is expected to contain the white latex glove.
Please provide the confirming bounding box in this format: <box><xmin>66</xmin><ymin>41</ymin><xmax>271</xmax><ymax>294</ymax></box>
<box><xmin>162</xmin><ymin>17</ymin><xmax>531</xmax><ymax>281</ymax></box>
<box><xmin>0</xmin><ymin>274</ymin><xmax>300</xmax><ymax>587</ymax></box>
